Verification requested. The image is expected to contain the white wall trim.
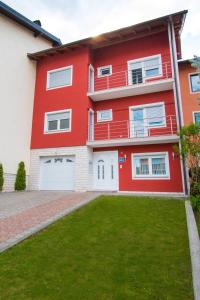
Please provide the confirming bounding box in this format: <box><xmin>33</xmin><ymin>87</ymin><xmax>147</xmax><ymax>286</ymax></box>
<box><xmin>131</xmin><ymin>151</ymin><xmax>170</xmax><ymax>180</ymax></box>
<box><xmin>44</xmin><ymin>108</ymin><xmax>72</xmax><ymax>134</ymax></box>
<box><xmin>129</xmin><ymin>101</ymin><xmax>166</xmax><ymax>129</ymax></box>
<box><xmin>188</xmin><ymin>72</ymin><xmax>200</xmax><ymax>95</ymax></box>
<box><xmin>46</xmin><ymin>65</ymin><xmax>73</xmax><ymax>90</ymax></box>
<box><xmin>192</xmin><ymin>111</ymin><xmax>200</xmax><ymax>123</ymax></box>
<box><xmin>97</xmin><ymin>109</ymin><xmax>113</xmax><ymax>122</ymax></box>
<box><xmin>97</xmin><ymin>65</ymin><xmax>112</xmax><ymax>78</ymax></box>
<box><xmin>127</xmin><ymin>54</ymin><xmax>162</xmax><ymax>84</ymax></box>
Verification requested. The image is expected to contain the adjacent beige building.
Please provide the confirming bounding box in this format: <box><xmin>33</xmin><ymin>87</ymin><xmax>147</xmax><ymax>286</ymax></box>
<box><xmin>0</xmin><ymin>1</ymin><xmax>61</xmax><ymax>191</ymax></box>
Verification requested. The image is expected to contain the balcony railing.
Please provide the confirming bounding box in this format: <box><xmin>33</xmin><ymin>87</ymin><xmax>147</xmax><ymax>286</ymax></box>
<box><xmin>89</xmin><ymin>61</ymin><xmax>172</xmax><ymax>93</ymax></box>
<box><xmin>88</xmin><ymin>115</ymin><xmax>177</xmax><ymax>142</ymax></box>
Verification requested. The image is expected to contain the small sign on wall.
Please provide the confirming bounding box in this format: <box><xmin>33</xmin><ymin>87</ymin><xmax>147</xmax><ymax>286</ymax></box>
<box><xmin>119</xmin><ymin>157</ymin><xmax>126</xmax><ymax>163</ymax></box>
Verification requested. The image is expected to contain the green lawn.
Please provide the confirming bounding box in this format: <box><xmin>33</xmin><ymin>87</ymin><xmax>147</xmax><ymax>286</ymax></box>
<box><xmin>0</xmin><ymin>196</ymin><xmax>193</xmax><ymax>300</ymax></box>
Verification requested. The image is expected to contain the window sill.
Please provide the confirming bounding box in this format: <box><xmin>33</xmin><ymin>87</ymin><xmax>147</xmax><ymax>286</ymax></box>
<box><xmin>44</xmin><ymin>130</ymin><xmax>71</xmax><ymax>135</ymax></box>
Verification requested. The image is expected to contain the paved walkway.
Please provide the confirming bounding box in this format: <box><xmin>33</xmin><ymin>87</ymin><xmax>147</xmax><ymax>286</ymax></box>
<box><xmin>0</xmin><ymin>191</ymin><xmax>98</xmax><ymax>252</ymax></box>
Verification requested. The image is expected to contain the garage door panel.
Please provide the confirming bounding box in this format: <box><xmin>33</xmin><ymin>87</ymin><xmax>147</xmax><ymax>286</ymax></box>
<box><xmin>40</xmin><ymin>156</ymin><xmax>75</xmax><ymax>190</ymax></box>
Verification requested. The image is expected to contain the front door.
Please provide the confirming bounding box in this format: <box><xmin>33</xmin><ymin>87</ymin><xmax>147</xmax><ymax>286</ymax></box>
<box><xmin>93</xmin><ymin>151</ymin><xmax>118</xmax><ymax>191</ymax></box>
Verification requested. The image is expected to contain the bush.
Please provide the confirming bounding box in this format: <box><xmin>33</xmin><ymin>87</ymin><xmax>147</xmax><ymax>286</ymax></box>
<box><xmin>15</xmin><ymin>161</ymin><xmax>26</xmax><ymax>191</ymax></box>
<box><xmin>189</xmin><ymin>166</ymin><xmax>200</xmax><ymax>182</ymax></box>
<box><xmin>191</xmin><ymin>196</ymin><xmax>200</xmax><ymax>213</ymax></box>
<box><xmin>0</xmin><ymin>163</ymin><xmax>4</xmax><ymax>191</ymax></box>
<box><xmin>190</xmin><ymin>182</ymin><xmax>200</xmax><ymax>197</ymax></box>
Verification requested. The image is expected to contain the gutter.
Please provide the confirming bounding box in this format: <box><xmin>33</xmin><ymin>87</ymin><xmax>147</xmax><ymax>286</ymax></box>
<box><xmin>168</xmin><ymin>17</ymin><xmax>189</xmax><ymax>196</ymax></box>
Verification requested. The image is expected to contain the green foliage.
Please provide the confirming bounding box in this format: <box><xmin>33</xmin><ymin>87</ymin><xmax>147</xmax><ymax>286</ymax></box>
<box><xmin>0</xmin><ymin>163</ymin><xmax>4</xmax><ymax>191</ymax></box>
<box><xmin>15</xmin><ymin>161</ymin><xmax>26</xmax><ymax>191</ymax></box>
<box><xmin>190</xmin><ymin>182</ymin><xmax>200</xmax><ymax>197</ymax></box>
<box><xmin>191</xmin><ymin>196</ymin><xmax>200</xmax><ymax>213</ymax></box>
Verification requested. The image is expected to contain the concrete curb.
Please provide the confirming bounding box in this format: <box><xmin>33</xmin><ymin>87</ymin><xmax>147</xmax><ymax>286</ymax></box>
<box><xmin>0</xmin><ymin>193</ymin><xmax>99</xmax><ymax>253</ymax></box>
<box><xmin>185</xmin><ymin>201</ymin><xmax>200</xmax><ymax>300</ymax></box>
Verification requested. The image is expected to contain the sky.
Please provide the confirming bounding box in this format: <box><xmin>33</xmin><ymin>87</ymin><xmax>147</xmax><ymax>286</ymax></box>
<box><xmin>3</xmin><ymin>0</ymin><xmax>200</xmax><ymax>59</ymax></box>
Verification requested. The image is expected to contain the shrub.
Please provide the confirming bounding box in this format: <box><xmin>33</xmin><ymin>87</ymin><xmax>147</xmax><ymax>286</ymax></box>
<box><xmin>190</xmin><ymin>182</ymin><xmax>200</xmax><ymax>197</ymax></box>
<box><xmin>191</xmin><ymin>196</ymin><xmax>200</xmax><ymax>213</ymax></box>
<box><xmin>15</xmin><ymin>161</ymin><xmax>26</xmax><ymax>191</ymax></box>
<box><xmin>0</xmin><ymin>163</ymin><xmax>4</xmax><ymax>191</ymax></box>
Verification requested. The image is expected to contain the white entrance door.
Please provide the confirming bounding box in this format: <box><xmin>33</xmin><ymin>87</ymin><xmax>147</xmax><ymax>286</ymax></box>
<box><xmin>93</xmin><ymin>151</ymin><xmax>118</xmax><ymax>191</ymax></box>
<box><xmin>40</xmin><ymin>156</ymin><xmax>75</xmax><ymax>190</ymax></box>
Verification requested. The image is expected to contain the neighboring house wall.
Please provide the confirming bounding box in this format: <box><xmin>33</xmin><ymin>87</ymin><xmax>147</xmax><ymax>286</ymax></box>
<box><xmin>179</xmin><ymin>61</ymin><xmax>200</xmax><ymax>125</ymax></box>
<box><xmin>0</xmin><ymin>14</ymin><xmax>53</xmax><ymax>191</ymax></box>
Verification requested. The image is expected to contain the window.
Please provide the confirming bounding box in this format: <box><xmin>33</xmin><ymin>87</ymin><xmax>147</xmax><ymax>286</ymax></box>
<box><xmin>128</xmin><ymin>55</ymin><xmax>162</xmax><ymax>84</ymax></box>
<box><xmin>47</xmin><ymin>66</ymin><xmax>72</xmax><ymax>89</ymax></box>
<box><xmin>97</xmin><ymin>109</ymin><xmax>112</xmax><ymax>122</ymax></box>
<box><xmin>130</xmin><ymin>103</ymin><xmax>166</xmax><ymax>137</ymax></box>
<box><xmin>194</xmin><ymin>112</ymin><xmax>200</xmax><ymax>124</ymax></box>
<box><xmin>190</xmin><ymin>73</ymin><xmax>200</xmax><ymax>93</ymax></box>
<box><xmin>132</xmin><ymin>152</ymin><xmax>169</xmax><ymax>179</ymax></box>
<box><xmin>97</xmin><ymin>65</ymin><xmax>112</xmax><ymax>77</ymax></box>
<box><xmin>45</xmin><ymin>110</ymin><xmax>71</xmax><ymax>133</ymax></box>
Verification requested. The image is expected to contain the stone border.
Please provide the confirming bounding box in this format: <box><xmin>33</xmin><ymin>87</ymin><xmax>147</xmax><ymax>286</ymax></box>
<box><xmin>0</xmin><ymin>193</ymin><xmax>99</xmax><ymax>253</ymax></box>
<box><xmin>185</xmin><ymin>201</ymin><xmax>200</xmax><ymax>300</ymax></box>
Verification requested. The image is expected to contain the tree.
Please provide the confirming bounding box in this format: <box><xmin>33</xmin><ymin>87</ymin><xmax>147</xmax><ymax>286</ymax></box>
<box><xmin>15</xmin><ymin>161</ymin><xmax>26</xmax><ymax>191</ymax></box>
<box><xmin>0</xmin><ymin>163</ymin><xmax>4</xmax><ymax>191</ymax></box>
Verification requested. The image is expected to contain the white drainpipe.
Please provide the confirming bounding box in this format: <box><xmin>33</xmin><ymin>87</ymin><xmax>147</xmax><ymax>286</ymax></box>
<box><xmin>168</xmin><ymin>17</ymin><xmax>189</xmax><ymax>196</ymax></box>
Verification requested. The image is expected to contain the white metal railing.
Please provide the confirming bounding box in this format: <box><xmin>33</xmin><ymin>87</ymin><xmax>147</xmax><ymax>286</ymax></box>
<box><xmin>88</xmin><ymin>115</ymin><xmax>177</xmax><ymax>142</ymax></box>
<box><xmin>88</xmin><ymin>61</ymin><xmax>172</xmax><ymax>93</ymax></box>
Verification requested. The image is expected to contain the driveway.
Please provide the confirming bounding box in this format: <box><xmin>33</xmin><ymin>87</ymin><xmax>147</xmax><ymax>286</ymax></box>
<box><xmin>0</xmin><ymin>191</ymin><xmax>99</xmax><ymax>252</ymax></box>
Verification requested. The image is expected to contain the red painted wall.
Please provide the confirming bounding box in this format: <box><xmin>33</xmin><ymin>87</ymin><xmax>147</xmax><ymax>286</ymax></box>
<box><xmin>92</xmin><ymin>31</ymin><xmax>172</xmax><ymax>90</ymax></box>
<box><xmin>31</xmin><ymin>30</ymin><xmax>173</xmax><ymax>149</ymax></box>
<box><xmin>94</xmin><ymin>143</ymin><xmax>183</xmax><ymax>193</ymax></box>
<box><xmin>31</xmin><ymin>47</ymin><xmax>92</xmax><ymax>149</ymax></box>
<box><xmin>93</xmin><ymin>90</ymin><xmax>177</xmax><ymax>140</ymax></box>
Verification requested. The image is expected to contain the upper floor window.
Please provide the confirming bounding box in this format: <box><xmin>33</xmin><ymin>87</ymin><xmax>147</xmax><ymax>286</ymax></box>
<box><xmin>193</xmin><ymin>112</ymin><xmax>200</xmax><ymax>124</ymax></box>
<box><xmin>190</xmin><ymin>73</ymin><xmax>200</xmax><ymax>93</ymax></box>
<box><xmin>97</xmin><ymin>65</ymin><xmax>112</xmax><ymax>78</ymax></box>
<box><xmin>132</xmin><ymin>152</ymin><xmax>169</xmax><ymax>179</ymax></box>
<box><xmin>128</xmin><ymin>55</ymin><xmax>162</xmax><ymax>85</ymax></box>
<box><xmin>129</xmin><ymin>102</ymin><xmax>165</xmax><ymax>137</ymax></box>
<box><xmin>47</xmin><ymin>66</ymin><xmax>72</xmax><ymax>90</ymax></box>
<box><xmin>44</xmin><ymin>109</ymin><xmax>71</xmax><ymax>133</ymax></box>
<box><xmin>97</xmin><ymin>109</ymin><xmax>112</xmax><ymax>122</ymax></box>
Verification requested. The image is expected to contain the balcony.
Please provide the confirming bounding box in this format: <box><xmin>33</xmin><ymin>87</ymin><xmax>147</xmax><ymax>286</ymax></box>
<box><xmin>87</xmin><ymin>61</ymin><xmax>173</xmax><ymax>101</ymax></box>
<box><xmin>87</xmin><ymin>115</ymin><xmax>179</xmax><ymax>148</ymax></box>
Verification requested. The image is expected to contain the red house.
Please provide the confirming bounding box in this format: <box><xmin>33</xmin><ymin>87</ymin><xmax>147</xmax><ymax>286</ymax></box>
<box><xmin>28</xmin><ymin>10</ymin><xmax>188</xmax><ymax>196</ymax></box>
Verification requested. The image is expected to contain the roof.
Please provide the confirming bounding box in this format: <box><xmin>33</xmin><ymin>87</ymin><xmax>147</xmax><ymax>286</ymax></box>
<box><xmin>178</xmin><ymin>59</ymin><xmax>191</xmax><ymax>64</ymax></box>
<box><xmin>0</xmin><ymin>1</ymin><xmax>61</xmax><ymax>46</ymax></box>
<box><xmin>28</xmin><ymin>10</ymin><xmax>187</xmax><ymax>61</ymax></box>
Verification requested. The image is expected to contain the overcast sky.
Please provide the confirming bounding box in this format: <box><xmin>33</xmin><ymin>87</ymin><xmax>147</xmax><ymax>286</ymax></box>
<box><xmin>4</xmin><ymin>0</ymin><xmax>200</xmax><ymax>59</ymax></box>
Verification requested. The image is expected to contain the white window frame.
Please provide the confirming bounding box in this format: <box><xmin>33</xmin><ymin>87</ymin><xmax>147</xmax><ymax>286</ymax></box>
<box><xmin>131</xmin><ymin>152</ymin><xmax>170</xmax><ymax>180</ymax></box>
<box><xmin>46</xmin><ymin>65</ymin><xmax>73</xmax><ymax>90</ymax></box>
<box><xmin>97</xmin><ymin>65</ymin><xmax>112</xmax><ymax>78</ymax></box>
<box><xmin>129</xmin><ymin>102</ymin><xmax>166</xmax><ymax>128</ymax></box>
<box><xmin>97</xmin><ymin>109</ymin><xmax>113</xmax><ymax>122</ymax></box>
<box><xmin>193</xmin><ymin>111</ymin><xmax>200</xmax><ymax>124</ymax></box>
<box><xmin>44</xmin><ymin>109</ymin><xmax>72</xmax><ymax>134</ymax></box>
<box><xmin>127</xmin><ymin>54</ymin><xmax>162</xmax><ymax>84</ymax></box>
<box><xmin>189</xmin><ymin>72</ymin><xmax>200</xmax><ymax>94</ymax></box>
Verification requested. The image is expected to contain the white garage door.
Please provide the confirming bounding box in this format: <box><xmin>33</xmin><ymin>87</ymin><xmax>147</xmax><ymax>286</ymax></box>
<box><xmin>40</xmin><ymin>156</ymin><xmax>75</xmax><ymax>190</ymax></box>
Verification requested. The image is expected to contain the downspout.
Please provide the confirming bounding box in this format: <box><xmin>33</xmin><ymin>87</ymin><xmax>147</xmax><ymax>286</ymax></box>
<box><xmin>168</xmin><ymin>18</ymin><xmax>189</xmax><ymax>196</ymax></box>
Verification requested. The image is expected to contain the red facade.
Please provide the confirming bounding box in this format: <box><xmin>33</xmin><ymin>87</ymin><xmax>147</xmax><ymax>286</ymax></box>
<box><xmin>30</xmin><ymin>15</ymin><xmax>186</xmax><ymax>194</ymax></box>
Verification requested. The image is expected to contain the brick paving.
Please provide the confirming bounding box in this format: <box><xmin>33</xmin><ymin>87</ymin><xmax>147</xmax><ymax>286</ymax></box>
<box><xmin>0</xmin><ymin>191</ymin><xmax>98</xmax><ymax>251</ymax></box>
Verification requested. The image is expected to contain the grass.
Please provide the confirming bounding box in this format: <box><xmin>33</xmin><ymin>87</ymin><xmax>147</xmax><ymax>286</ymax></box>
<box><xmin>0</xmin><ymin>196</ymin><xmax>193</xmax><ymax>300</ymax></box>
